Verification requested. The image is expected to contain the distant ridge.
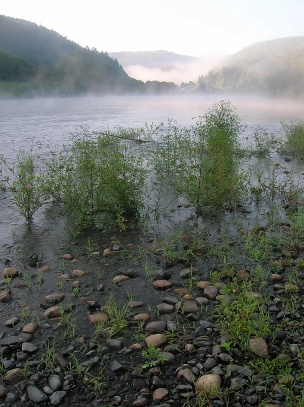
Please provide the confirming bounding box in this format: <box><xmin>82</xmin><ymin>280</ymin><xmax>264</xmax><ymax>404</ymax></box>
<box><xmin>197</xmin><ymin>36</ymin><xmax>304</xmax><ymax>98</ymax></box>
<box><xmin>109</xmin><ymin>50</ymin><xmax>198</xmax><ymax>69</ymax></box>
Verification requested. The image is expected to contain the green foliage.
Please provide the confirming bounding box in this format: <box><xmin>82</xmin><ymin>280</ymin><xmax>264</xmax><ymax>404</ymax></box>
<box><xmin>45</xmin><ymin>129</ymin><xmax>145</xmax><ymax>234</ymax></box>
<box><xmin>0</xmin><ymin>148</ymin><xmax>47</xmax><ymax>224</ymax></box>
<box><xmin>281</xmin><ymin>119</ymin><xmax>304</xmax><ymax>158</ymax></box>
<box><xmin>154</xmin><ymin>100</ymin><xmax>244</xmax><ymax>215</ymax></box>
<box><xmin>141</xmin><ymin>344</ymin><xmax>168</xmax><ymax>370</ymax></box>
<box><xmin>216</xmin><ymin>285</ymin><xmax>272</xmax><ymax>349</ymax></box>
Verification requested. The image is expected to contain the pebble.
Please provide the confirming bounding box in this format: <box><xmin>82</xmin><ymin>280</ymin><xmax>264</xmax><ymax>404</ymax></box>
<box><xmin>195</xmin><ymin>374</ymin><xmax>221</xmax><ymax>394</ymax></box>
<box><xmin>153</xmin><ymin>280</ymin><xmax>173</xmax><ymax>290</ymax></box>
<box><xmin>27</xmin><ymin>385</ymin><xmax>48</xmax><ymax>403</ymax></box>
<box><xmin>145</xmin><ymin>334</ymin><xmax>168</xmax><ymax>348</ymax></box>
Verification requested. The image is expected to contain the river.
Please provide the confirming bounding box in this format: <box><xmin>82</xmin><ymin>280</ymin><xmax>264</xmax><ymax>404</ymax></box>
<box><xmin>0</xmin><ymin>94</ymin><xmax>304</xmax><ymax>247</ymax></box>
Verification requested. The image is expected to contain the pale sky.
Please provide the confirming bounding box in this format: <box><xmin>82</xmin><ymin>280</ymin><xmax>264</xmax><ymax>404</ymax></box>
<box><xmin>1</xmin><ymin>0</ymin><xmax>304</xmax><ymax>57</ymax></box>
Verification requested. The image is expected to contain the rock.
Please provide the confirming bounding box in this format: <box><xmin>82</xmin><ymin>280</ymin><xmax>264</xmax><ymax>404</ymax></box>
<box><xmin>50</xmin><ymin>390</ymin><xmax>66</xmax><ymax>405</ymax></box>
<box><xmin>113</xmin><ymin>275</ymin><xmax>130</xmax><ymax>284</ymax></box>
<box><xmin>153</xmin><ymin>387</ymin><xmax>169</xmax><ymax>401</ymax></box>
<box><xmin>195</xmin><ymin>374</ymin><xmax>221</xmax><ymax>394</ymax></box>
<box><xmin>157</xmin><ymin>303</ymin><xmax>175</xmax><ymax>314</ymax></box>
<box><xmin>27</xmin><ymin>385</ymin><xmax>48</xmax><ymax>403</ymax></box>
<box><xmin>249</xmin><ymin>337</ymin><xmax>268</xmax><ymax>358</ymax></box>
<box><xmin>3</xmin><ymin>368</ymin><xmax>24</xmax><ymax>384</ymax></box>
<box><xmin>128</xmin><ymin>300</ymin><xmax>144</xmax><ymax>308</ymax></box>
<box><xmin>22</xmin><ymin>322</ymin><xmax>39</xmax><ymax>334</ymax></box>
<box><xmin>4</xmin><ymin>316</ymin><xmax>19</xmax><ymax>327</ymax></box>
<box><xmin>177</xmin><ymin>368</ymin><xmax>196</xmax><ymax>383</ymax></box>
<box><xmin>271</xmin><ymin>273</ymin><xmax>283</xmax><ymax>282</ymax></box>
<box><xmin>3</xmin><ymin>267</ymin><xmax>18</xmax><ymax>278</ymax></box>
<box><xmin>44</xmin><ymin>306</ymin><xmax>61</xmax><ymax>319</ymax></box>
<box><xmin>107</xmin><ymin>339</ymin><xmax>123</xmax><ymax>350</ymax></box>
<box><xmin>145</xmin><ymin>334</ymin><xmax>168</xmax><ymax>348</ymax></box>
<box><xmin>182</xmin><ymin>300</ymin><xmax>198</xmax><ymax>313</ymax></box>
<box><xmin>134</xmin><ymin>313</ymin><xmax>151</xmax><ymax>322</ymax></box>
<box><xmin>0</xmin><ymin>289</ymin><xmax>12</xmax><ymax>302</ymax></box>
<box><xmin>145</xmin><ymin>321</ymin><xmax>167</xmax><ymax>332</ymax></box>
<box><xmin>63</xmin><ymin>254</ymin><xmax>74</xmax><ymax>260</ymax></box>
<box><xmin>38</xmin><ymin>265</ymin><xmax>52</xmax><ymax>273</ymax></box>
<box><xmin>45</xmin><ymin>293</ymin><xmax>65</xmax><ymax>303</ymax></box>
<box><xmin>1</xmin><ymin>334</ymin><xmax>30</xmax><ymax>346</ymax></box>
<box><xmin>103</xmin><ymin>248</ymin><xmax>113</xmax><ymax>257</ymax></box>
<box><xmin>204</xmin><ymin>286</ymin><xmax>218</xmax><ymax>299</ymax></box>
<box><xmin>54</xmin><ymin>353</ymin><xmax>69</xmax><ymax>369</ymax></box>
<box><xmin>0</xmin><ymin>383</ymin><xmax>6</xmax><ymax>397</ymax></box>
<box><xmin>197</xmin><ymin>281</ymin><xmax>210</xmax><ymax>290</ymax></box>
<box><xmin>89</xmin><ymin>313</ymin><xmax>108</xmax><ymax>324</ymax></box>
<box><xmin>49</xmin><ymin>375</ymin><xmax>62</xmax><ymax>391</ymax></box>
<box><xmin>72</xmin><ymin>269</ymin><xmax>86</xmax><ymax>277</ymax></box>
<box><xmin>21</xmin><ymin>342</ymin><xmax>38</xmax><ymax>353</ymax></box>
<box><xmin>152</xmin><ymin>280</ymin><xmax>172</xmax><ymax>290</ymax></box>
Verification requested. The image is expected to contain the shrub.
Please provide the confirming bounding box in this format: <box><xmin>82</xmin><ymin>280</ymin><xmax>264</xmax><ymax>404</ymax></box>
<box><xmin>45</xmin><ymin>129</ymin><xmax>146</xmax><ymax>234</ymax></box>
<box><xmin>154</xmin><ymin>100</ymin><xmax>244</xmax><ymax>215</ymax></box>
<box><xmin>281</xmin><ymin>119</ymin><xmax>304</xmax><ymax>158</ymax></box>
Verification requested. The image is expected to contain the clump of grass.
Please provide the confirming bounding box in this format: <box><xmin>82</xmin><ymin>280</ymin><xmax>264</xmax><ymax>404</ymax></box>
<box><xmin>216</xmin><ymin>283</ymin><xmax>272</xmax><ymax>350</ymax></box>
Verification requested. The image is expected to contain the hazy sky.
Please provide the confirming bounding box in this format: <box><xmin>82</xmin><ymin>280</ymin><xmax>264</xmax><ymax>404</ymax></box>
<box><xmin>1</xmin><ymin>0</ymin><xmax>304</xmax><ymax>57</ymax></box>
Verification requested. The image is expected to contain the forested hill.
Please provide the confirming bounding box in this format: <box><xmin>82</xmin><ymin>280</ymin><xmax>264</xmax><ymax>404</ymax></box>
<box><xmin>197</xmin><ymin>37</ymin><xmax>304</xmax><ymax>98</ymax></box>
<box><xmin>0</xmin><ymin>15</ymin><xmax>148</xmax><ymax>96</ymax></box>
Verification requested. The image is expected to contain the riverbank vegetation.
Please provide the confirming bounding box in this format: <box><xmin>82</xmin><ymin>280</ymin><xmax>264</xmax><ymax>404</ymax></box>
<box><xmin>2</xmin><ymin>100</ymin><xmax>304</xmax><ymax>405</ymax></box>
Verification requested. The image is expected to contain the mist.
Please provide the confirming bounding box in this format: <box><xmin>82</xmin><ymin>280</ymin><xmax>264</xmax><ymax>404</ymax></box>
<box><xmin>124</xmin><ymin>55</ymin><xmax>227</xmax><ymax>85</ymax></box>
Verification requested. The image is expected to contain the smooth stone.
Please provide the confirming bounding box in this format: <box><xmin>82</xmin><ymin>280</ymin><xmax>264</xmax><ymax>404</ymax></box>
<box><xmin>50</xmin><ymin>390</ymin><xmax>66</xmax><ymax>405</ymax></box>
<box><xmin>152</xmin><ymin>280</ymin><xmax>172</xmax><ymax>290</ymax></box>
<box><xmin>113</xmin><ymin>275</ymin><xmax>130</xmax><ymax>284</ymax></box>
<box><xmin>103</xmin><ymin>248</ymin><xmax>113</xmax><ymax>257</ymax></box>
<box><xmin>182</xmin><ymin>300</ymin><xmax>198</xmax><ymax>313</ymax></box>
<box><xmin>195</xmin><ymin>374</ymin><xmax>221</xmax><ymax>394</ymax></box>
<box><xmin>89</xmin><ymin>313</ymin><xmax>108</xmax><ymax>324</ymax></box>
<box><xmin>157</xmin><ymin>303</ymin><xmax>175</xmax><ymax>314</ymax></box>
<box><xmin>162</xmin><ymin>296</ymin><xmax>179</xmax><ymax>305</ymax></box>
<box><xmin>145</xmin><ymin>334</ymin><xmax>167</xmax><ymax>348</ymax></box>
<box><xmin>72</xmin><ymin>269</ymin><xmax>86</xmax><ymax>277</ymax></box>
<box><xmin>204</xmin><ymin>286</ymin><xmax>218</xmax><ymax>299</ymax></box>
<box><xmin>145</xmin><ymin>321</ymin><xmax>167</xmax><ymax>332</ymax></box>
<box><xmin>134</xmin><ymin>313</ymin><xmax>151</xmax><ymax>322</ymax></box>
<box><xmin>22</xmin><ymin>322</ymin><xmax>39</xmax><ymax>334</ymax></box>
<box><xmin>63</xmin><ymin>254</ymin><xmax>74</xmax><ymax>260</ymax></box>
<box><xmin>38</xmin><ymin>265</ymin><xmax>52</xmax><ymax>273</ymax></box>
<box><xmin>44</xmin><ymin>306</ymin><xmax>61</xmax><ymax>319</ymax></box>
<box><xmin>249</xmin><ymin>337</ymin><xmax>268</xmax><ymax>358</ymax></box>
<box><xmin>27</xmin><ymin>385</ymin><xmax>48</xmax><ymax>403</ymax></box>
<box><xmin>3</xmin><ymin>267</ymin><xmax>18</xmax><ymax>278</ymax></box>
<box><xmin>197</xmin><ymin>281</ymin><xmax>210</xmax><ymax>290</ymax></box>
<box><xmin>45</xmin><ymin>293</ymin><xmax>65</xmax><ymax>303</ymax></box>
<box><xmin>49</xmin><ymin>375</ymin><xmax>62</xmax><ymax>391</ymax></box>
<box><xmin>128</xmin><ymin>300</ymin><xmax>144</xmax><ymax>308</ymax></box>
<box><xmin>153</xmin><ymin>387</ymin><xmax>169</xmax><ymax>401</ymax></box>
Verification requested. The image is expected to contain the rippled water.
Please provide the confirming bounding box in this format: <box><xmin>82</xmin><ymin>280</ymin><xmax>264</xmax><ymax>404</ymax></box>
<box><xmin>1</xmin><ymin>94</ymin><xmax>304</xmax><ymax>248</ymax></box>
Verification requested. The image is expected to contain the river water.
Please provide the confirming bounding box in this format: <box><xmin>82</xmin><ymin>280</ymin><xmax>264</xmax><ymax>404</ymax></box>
<box><xmin>0</xmin><ymin>94</ymin><xmax>304</xmax><ymax>248</ymax></box>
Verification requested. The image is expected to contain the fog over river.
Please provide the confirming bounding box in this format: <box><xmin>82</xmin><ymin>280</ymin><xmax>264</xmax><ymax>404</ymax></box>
<box><xmin>0</xmin><ymin>94</ymin><xmax>304</xmax><ymax>247</ymax></box>
<box><xmin>1</xmin><ymin>94</ymin><xmax>304</xmax><ymax>158</ymax></box>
